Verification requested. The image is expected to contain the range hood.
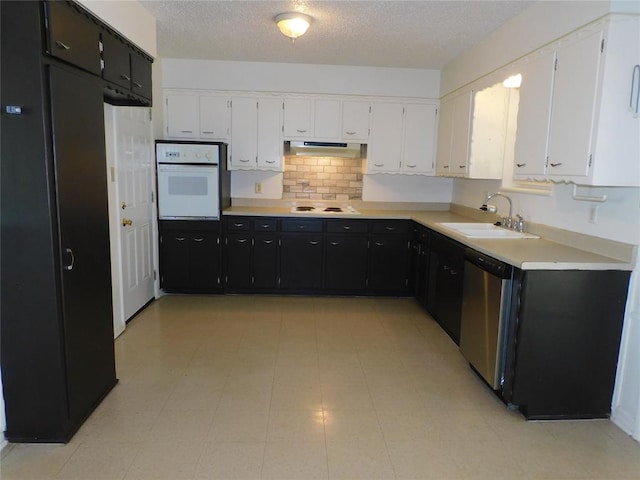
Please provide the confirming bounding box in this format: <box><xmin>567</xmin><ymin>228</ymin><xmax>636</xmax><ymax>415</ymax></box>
<box><xmin>284</xmin><ymin>141</ymin><xmax>364</xmax><ymax>158</ymax></box>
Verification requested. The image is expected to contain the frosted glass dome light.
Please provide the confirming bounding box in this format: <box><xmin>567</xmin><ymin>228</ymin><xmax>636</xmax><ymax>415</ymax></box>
<box><xmin>275</xmin><ymin>13</ymin><xmax>312</xmax><ymax>43</ymax></box>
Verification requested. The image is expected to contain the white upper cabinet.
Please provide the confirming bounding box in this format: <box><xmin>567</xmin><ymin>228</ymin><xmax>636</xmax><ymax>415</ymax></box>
<box><xmin>341</xmin><ymin>101</ymin><xmax>371</xmax><ymax>141</ymax></box>
<box><xmin>512</xmin><ymin>47</ymin><xmax>556</xmax><ymax>179</ymax></box>
<box><xmin>436</xmin><ymin>90</ymin><xmax>472</xmax><ymax>177</ymax></box>
<box><xmin>230</xmin><ymin>97</ymin><xmax>258</xmax><ymax>169</ymax></box>
<box><xmin>230</xmin><ymin>97</ymin><xmax>283</xmax><ymax>171</ymax></box>
<box><xmin>200</xmin><ymin>96</ymin><xmax>230</xmax><ymax>140</ymax></box>
<box><xmin>402</xmin><ymin>103</ymin><xmax>437</xmax><ymax>174</ymax></box>
<box><xmin>284</xmin><ymin>97</ymin><xmax>371</xmax><ymax>142</ymax></box>
<box><xmin>283</xmin><ymin>98</ymin><xmax>312</xmax><ymax>138</ymax></box>
<box><xmin>313</xmin><ymin>99</ymin><xmax>341</xmax><ymax>139</ymax></box>
<box><xmin>256</xmin><ymin>98</ymin><xmax>283</xmax><ymax>170</ymax></box>
<box><xmin>165</xmin><ymin>93</ymin><xmax>198</xmax><ymax>139</ymax></box>
<box><xmin>368</xmin><ymin>101</ymin><xmax>438</xmax><ymax>175</ymax></box>
<box><xmin>165</xmin><ymin>92</ymin><xmax>231</xmax><ymax>141</ymax></box>
<box><xmin>512</xmin><ymin>15</ymin><xmax>640</xmax><ymax>186</ymax></box>
<box><xmin>367</xmin><ymin>102</ymin><xmax>404</xmax><ymax>173</ymax></box>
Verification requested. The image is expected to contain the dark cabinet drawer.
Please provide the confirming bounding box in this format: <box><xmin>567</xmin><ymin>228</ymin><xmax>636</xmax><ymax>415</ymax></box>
<box><xmin>326</xmin><ymin>219</ymin><xmax>369</xmax><ymax>234</ymax></box>
<box><xmin>45</xmin><ymin>1</ymin><xmax>102</xmax><ymax>76</ymax></box>
<box><xmin>253</xmin><ymin>218</ymin><xmax>277</xmax><ymax>232</ymax></box>
<box><xmin>226</xmin><ymin>218</ymin><xmax>251</xmax><ymax>231</ymax></box>
<box><xmin>281</xmin><ymin>219</ymin><xmax>323</xmax><ymax>233</ymax></box>
<box><xmin>371</xmin><ymin>220</ymin><xmax>410</xmax><ymax>234</ymax></box>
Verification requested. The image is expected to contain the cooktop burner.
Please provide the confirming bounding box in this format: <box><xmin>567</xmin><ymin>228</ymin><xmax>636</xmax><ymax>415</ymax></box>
<box><xmin>323</xmin><ymin>207</ymin><xmax>343</xmax><ymax>212</ymax></box>
<box><xmin>290</xmin><ymin>204</ymin><xmax>360</xmax><ymax>215</ymax></box>
<box><xmin>295</xmin><ymin>206</ymin><xmax>315</xmax><ymax>212</ymax></box>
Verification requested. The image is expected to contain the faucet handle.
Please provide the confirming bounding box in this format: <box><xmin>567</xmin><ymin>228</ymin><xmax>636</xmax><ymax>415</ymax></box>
<box><xmin>515</xmin><ymin>214</ymin><xmax>525</xmax><ymax>232</ymax></box>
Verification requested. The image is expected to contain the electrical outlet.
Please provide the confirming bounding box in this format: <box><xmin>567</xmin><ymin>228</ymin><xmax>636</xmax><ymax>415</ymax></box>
<box><xmin>255</xmin><ymin>182</ymin><xmax>262</xmax><ymax>194</ymax></box>
<box><xmin>588</xmin><ymin>204</ymin><xmax>598</xmax><ymax>224</ymax></box>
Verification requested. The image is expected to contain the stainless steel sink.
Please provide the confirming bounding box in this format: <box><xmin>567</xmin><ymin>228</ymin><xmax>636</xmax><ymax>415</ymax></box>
<box><xmin>437</xmin><ymin>222</ymin><xmax>539</xmax><ymax>239</ymax></box>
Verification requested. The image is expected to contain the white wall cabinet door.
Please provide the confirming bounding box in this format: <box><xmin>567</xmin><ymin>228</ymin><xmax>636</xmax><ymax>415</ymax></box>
<box><xmin>257</xmin><ymin>98</ymin><xmax>283</xmax><ymax>170</ymax></box>
<box><xmin>402</xmin><ymin>103</ymin><xmax>437</xmax><ymax>174</ymax></box>
<box><xmin>314</xmin><ymin>99</ymin><xmax>340</xmax><ymax>139</ymax></box>
<box><xmin>283</xmin><ymin>98</ymin><xmax>312</xmax><ymax>138</ymax></box>
<box><xmin>230</xmin><ymin>97</ymin><xmax>258</xmax><ymax>169</ymax></box>
<box><xmin>342</xmin><ymin>101</ymin><xmax>370</xmax><ymax>141</ymax></box>
<box><xmin>368</xmin><ymin>102</ymin><xmax>404</xmax><ymax>173</ymax></box>
<box><xmin>513</xmin><ymin>48</ymin><xmax>556</xmax><ymax>180</ymax></box>
<box><xmin>200</xmin><ymin>96</ymin><xmax>230</xmax><ymax>140</ymax></box>
<box><xmin>166</xmin><ymin>93</ymin><xmax>198</xmax><ymax>139</ymax></box>
<box><xmin>546</xmin><ymin>28</ymin><xmax>603</xmax><ymax>179</ymax></box>
<box><xmin>436</xmin><ymin>91</ymin><xmax>472</xmax><ymax>177</ymax></box>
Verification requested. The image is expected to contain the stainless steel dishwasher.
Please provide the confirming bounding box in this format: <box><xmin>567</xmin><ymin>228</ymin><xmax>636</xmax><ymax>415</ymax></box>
<box><xmin>459</xmin><ymin>248</ymin><xmax>513</xmax><ymax>389</ymax></box>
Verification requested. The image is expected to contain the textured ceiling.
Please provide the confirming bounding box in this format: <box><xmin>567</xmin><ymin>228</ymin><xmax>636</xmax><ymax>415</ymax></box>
<box><xmin>141</xmin><ymin>0</ymin><xmax>535</xmax><ymax>69</ymax></box>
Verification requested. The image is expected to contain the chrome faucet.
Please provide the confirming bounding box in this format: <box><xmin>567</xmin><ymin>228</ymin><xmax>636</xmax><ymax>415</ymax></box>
<box><xmin>480</xmin><ymin>192</ymin><xmax>516</xmax><ymax>229</ymax></box>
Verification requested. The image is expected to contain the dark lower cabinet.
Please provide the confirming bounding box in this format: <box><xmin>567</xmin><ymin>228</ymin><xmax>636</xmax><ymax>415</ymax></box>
<box><xmin>368</xmin><ymin>221</ymin><xmax>411</xmax><ymax>293</ymax></box>
<box><xmin>253</xmin><ymin>234</ymin><xmax>278</xmax><ymax>289</ymax></box>
<box><xmin>325</xmin><ymin>235</ymin><xmax>369</xmax><ymax>291</ymax></box>
<box><xmin>412</xmin><ymin>224</ymin><xmax>430</xmax><ymax>308</ymax></box>
<box><xmin>279</xmin><ymin>234</ymin><xmax>324</xmax><ymax>290</ymax></box>
<box><xmin>1</xmin><ymin>1</ymin><xmax>116</xmax><ymax>442</ymax></box>
<box><xmin>427</xmin><ymin>232</ymin><xmax>465</xmax><ymax>344</ymax></box>
<box><xmin>225</xmin><ymin>233</ymin><xmax>252</xmax><ymax>289</ymax></box>
<box><xmin>503</xmin><ymin>269</ymin><xmax>631</xmax><ymax>420</ymax></box>
<box><xmin>160</xmin><ymin>221</ymin><xmax>222</xmax><ymax>292</ymax></box>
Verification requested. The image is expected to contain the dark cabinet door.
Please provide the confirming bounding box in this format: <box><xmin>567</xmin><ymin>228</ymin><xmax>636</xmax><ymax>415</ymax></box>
<box><xmin>225</xmin><ymin>233</ymin><xmax>252</xmax><ymax>289</ymax></box>
<box><xmin>369</xmin><ymin>235</ymin><xmax>410</xmax><ymax>291</ymax></box>
<box><xmin>190</xmin><ymin>233</ymin><xmax>221</xmax><ymax>289</ymax></box>
<box><xmin>253</xmin><ymin>234</ymin><xmax>278</xmax><ymax>289</ymax></box>
<box><xmin>45</xmin><ymin>1</ymin><xmax>101</xmax><ymax>76</ymax></box>
<box><xmin>280</xmin><ymin>234</ymin><xmax>323</xmax><ymax>290</ymax></box>
<box><xmin>325</xmin><ymin>235</ymin><xmax>368</xmax><ymax>291</ymax></box>
<box><xmin>49</xmin><ymin>65</ymin><xmax>115</xmax><ymax>425</ymax></box>
<box><xmin>101</xmin><ymin>32</ymin><xmax>131</xmax><ymax>90</ymax></box>
<box><xmin>130</xmin><ymin>50</ymin><xmax>153</xmax><ymax>100</ymax></box>
<box><xmin>427</xmin><ymin>234</ymin><xmax>464</xmax><ymax>344</ymax></box>
<box><xmin>161</xmin><ymin>232</ymin><xmax>190</xmax><ymax>289</ymax></box>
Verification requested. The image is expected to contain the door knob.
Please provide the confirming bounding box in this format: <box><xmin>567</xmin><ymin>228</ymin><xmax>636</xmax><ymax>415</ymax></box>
<box><xmin>122</xmin><ymin>218</ymin><xmax>133</xmax><ymax>227</ymax></box>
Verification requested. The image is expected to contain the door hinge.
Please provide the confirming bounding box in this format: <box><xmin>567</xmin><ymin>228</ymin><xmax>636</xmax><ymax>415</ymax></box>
<box><xmin>100</xmin><ymin>59</ymin><xmax>105</xmax><ymax>71</ymax></box>
<box><xmin>165</xmin><ymin>98</ymin><xmax>168</xmax><ymax>106</ymax></box>
<box><xmin>99</xmin><ymin>40</ymin><xmax>104</xmax><ymax>53</ymax></box>
<box><xmin>151</xmin><ymin>191</ymin><xmax>155</xmax><ymax>202</ymax></box>
<box><xmin>601</xmin><ymin>38</ymin><xmax>605</xmax><ymax>53</ymax></box>
<box><xmin>153</xmin><ymin>269</ymin><xmax>157</xmax><ymax>280</ymax></box>
<box><xmin>554</xmin><ymin>58</ymin><xmax>558</xmax><ymax>71</ymax></box>
<box><xmin>545</xmin><ymin>155</ymin><xmax>549</xmax><ymax>168</ymax></box>
<box><xmin>588</xmin><ymin>154</ymin><xmax>592</xmax><ymax>167</ymax></box>
<box><xmin>435</xmin><ymin>108</ymin><xmax>438</xmax><ymax>115</ymax></box>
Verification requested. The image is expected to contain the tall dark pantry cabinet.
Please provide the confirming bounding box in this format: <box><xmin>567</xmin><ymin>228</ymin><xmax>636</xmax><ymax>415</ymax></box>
<box><xmin>1</xmin><ymin>1</ymin><xmax>152</xmax><ymax>442</ymax></box>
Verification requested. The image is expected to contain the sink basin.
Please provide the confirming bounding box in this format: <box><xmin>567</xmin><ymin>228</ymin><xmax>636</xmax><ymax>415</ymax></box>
<box><xmin>437</xmin><ymin>222</ymin><xmax>539</xmax><ymax>239</ymax></box>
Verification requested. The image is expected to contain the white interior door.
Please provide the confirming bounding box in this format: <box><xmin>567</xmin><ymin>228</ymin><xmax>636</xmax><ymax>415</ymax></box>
<box><xmin>116</xmin><ymin>107</ymin><xmax>155</xmax><ymax>322</ymax></box>
<box><xmin>106</xmin><ymin>105</ymin><xmax>155</xmax><ymax>337</ymax></box>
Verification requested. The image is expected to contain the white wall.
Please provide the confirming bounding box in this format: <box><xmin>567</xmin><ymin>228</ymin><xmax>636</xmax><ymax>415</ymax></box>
<box><xmin>442</xmin><ymin>1</ymin><xmax>640</xmax><ymax>439</ymax></box>
<box><xmin>162</xmin><ymin>59</ymin><xmax>439</xmax><ymax>98</ymax></box>
<box><xmin>160</xmin><ymin>59</ymin><xmax>454</xmax><ymax>202</ymax></box>
<box><xmin>77</xmin><ymin>0</ymin><xmax>157</xmax><ymax>57</ymax></box>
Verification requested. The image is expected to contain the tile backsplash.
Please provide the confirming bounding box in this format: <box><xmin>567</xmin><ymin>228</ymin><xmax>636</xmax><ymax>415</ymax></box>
<box><xmin>283</xmin><ymin>156</ymin><xmax>363</xmax><ymax>201</ymax></box>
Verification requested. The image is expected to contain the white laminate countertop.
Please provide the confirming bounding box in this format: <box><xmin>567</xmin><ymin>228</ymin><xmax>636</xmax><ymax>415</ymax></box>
<box><xmin>222</xmin><ymin>206</ymin><xmax>635</xmax><ymax>271</ymax></box>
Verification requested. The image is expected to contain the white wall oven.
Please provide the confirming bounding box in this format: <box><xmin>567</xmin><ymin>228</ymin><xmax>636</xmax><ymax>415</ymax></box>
<box><xmin>156</xmin><ymin>141</ymin><xmax>225</xmax><ymax>220</ymax></box>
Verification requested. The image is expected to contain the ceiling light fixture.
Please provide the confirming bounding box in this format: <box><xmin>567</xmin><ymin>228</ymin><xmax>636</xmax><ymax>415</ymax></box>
<box><xmin>274</xmin><ymin>12</ymin><xmax>312</xmax><ymax>43</ymax></box>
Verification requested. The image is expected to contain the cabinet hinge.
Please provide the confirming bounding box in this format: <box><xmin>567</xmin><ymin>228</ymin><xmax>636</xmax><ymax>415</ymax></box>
<box><xmin>554</xmin><ymin>58</ymin><xmax>558</xmax><ymax>71</ymax></box>
<box><xmin>588</xmin><ymin>154</ymin><xmax>592</xmax><ymax>167</ymax></box>
<box><xmin>153</xmin><ymin>269</ymin><xmax>157</xmax><ymax>280</ymax></box>
<box><xmin>165</xmin><ymin>98</ymin><xmax>168</xmax><ymax>106</ymax></box>
<box><xmin>251</xmin><ymin>276</ymin><xmax>255</xmax><ymax>285</ymax></box>
<box><xmin>229</xmin><ymin>100</ymin><xmax>232</xmax><ymax>108</ymax></box>
<box><xmin>149</xmin><ymin>109</ymin><xmax>152</xmax><ymax>121</ymax></box>
<box><xmin>545</xmin><ymin>155</ymin><xmax>549</xmax><ymax>168</ymax></box>
<box><xmin>369</xmin><ymin>106</ymin><xmax>372</xmax><ymax>113</ymax></box>
<box><xmin>225</xmin><ymin>275</ymin><xmax>228</xmax><ymax>284</ymax></box>
<box><xmin>99</xmin><ymin>40</ymin><xmax>104</xmax><ymax>53</ymax></box>
<box><xmin>435</xmin><ymin>108</ymin><xmax>438</xmax><ymax>116</ymax></box>
<box><xmin>151</xmin><ymin>191</ymin><xmax>155</xmax><ymax>203</ymax></box>
<box><xmin>100</xmin><ymin>59</ymin><xmax>105</xmax><ymax>71</ymax></box>
<box><xmin>601</xmin><ymin>39</ymin><xmax>605</xmax><ymax>53</ymax></box>
<box><xmin>256</xmin><ymin>101</ymin><xmax>259</xmax><ymax>109</ymax></box>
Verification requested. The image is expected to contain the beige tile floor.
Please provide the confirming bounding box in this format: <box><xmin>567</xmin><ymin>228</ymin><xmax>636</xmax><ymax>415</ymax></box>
<box><xmin>2</xmin><ymin>295</ymin><xmax>639</xmax><ymax>480</ymax></box>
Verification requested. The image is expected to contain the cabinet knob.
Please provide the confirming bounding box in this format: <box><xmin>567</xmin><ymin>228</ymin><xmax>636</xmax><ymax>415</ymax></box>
<box><xmin>133</xmin><ymin>81</ymin><xmax>143</xmax><ymax>88</ymax></box>
<box><xmin>120</xmin><ymin>74</ymin><xmax>131</xmax><ymax>81</ymax></box>
<box><xmin>549</xmin><ymin>162</ymin><xmax>563</xmax><ymax>167</ymax></box>
<box><xmin>374</xmin><ymin>163</ymin><xmax>384</xmax><ymax>167</ymax></box>
<box><xmin>296</xmin><ymin>129</ymin><xmax>307</xmax><ymax>133</ymax></box>
<box><xmin>193</xmin><ymin>237</ymin><xmax>204</xmax><ymax>242</ymax></box>
<box><xmin>345</xmin><ymin>131</ymin><xmax>356</xmax><ymax>135</ymax></box>
<box><xmin>516</xmin><ymin>163</ymin><xmax>526</xmax><ymax>168</ymax></box>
